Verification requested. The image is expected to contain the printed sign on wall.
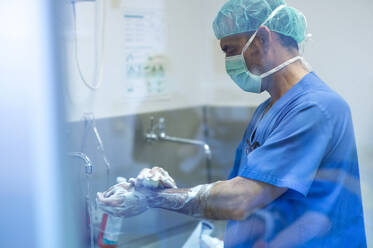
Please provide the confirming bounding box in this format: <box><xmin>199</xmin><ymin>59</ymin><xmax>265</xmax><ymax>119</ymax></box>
<box><xmin>121</xmin><ymin>0</ymin><xmax>169</xmax><ymax>100</ymax></box>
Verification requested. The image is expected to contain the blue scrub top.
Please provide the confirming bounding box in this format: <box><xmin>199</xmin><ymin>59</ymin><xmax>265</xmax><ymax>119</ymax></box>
<box><xmin>225</xmin><ymin>72</ymin><xmax>366</xmax><ymax>248</ymax></box>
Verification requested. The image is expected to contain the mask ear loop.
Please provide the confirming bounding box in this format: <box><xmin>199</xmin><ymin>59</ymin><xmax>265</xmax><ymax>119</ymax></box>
<box><xmin>241</xmin><ymin>31</ymin><xmax>257</xmax><ymax>56</ymax></box>
<box><xmin>261</xmin><ymin>56</ymin><xmax>302</xmax><ymax>78</ymax></box>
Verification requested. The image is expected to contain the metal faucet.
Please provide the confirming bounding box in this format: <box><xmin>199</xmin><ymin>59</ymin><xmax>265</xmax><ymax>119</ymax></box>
<box><xmin>145</xmin><ymin>116</ymin><xmax>159</xmax><ymax>142</ymax></box>
<box><xmin>68</xmin><ymin>152</ymin><xmax>93</xmax><ymax>175</ymax></box>
<box><xmin>145</xmin><ymin>117</ymin><xmax>211</xmax><ymax>158</ymax></box>
<box><xmin>81</xmin><ymin>113</ymin><xmax>111</xmax><ymax>187</ymax></box>
<box><xmin>67</xmin><ymin>151</ymin><xmax>94</xmax><ymax>248</ymax></box>
<box><xmin>145</xmin><ymin>117</ymin><xmax>213</xmax><ymax>182</ymax></box>
<box><xmin>82</xmin><ymin>113</ymin><xmax>111</xmax><ymax>173</ymax></box>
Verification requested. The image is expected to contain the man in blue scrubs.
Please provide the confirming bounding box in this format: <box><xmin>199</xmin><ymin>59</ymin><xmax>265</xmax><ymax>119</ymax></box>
<box><xmin>97</xmin><ymin>0</ymin><xmax>367</xmax><ymax>247</ymax></box>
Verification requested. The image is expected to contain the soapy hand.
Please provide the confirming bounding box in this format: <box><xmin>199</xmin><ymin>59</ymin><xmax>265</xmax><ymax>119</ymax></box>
<box><xmin>96</xmin><ymin>179</ymin><xmax>148</xmax><ymax>218</ymax></box>
<box><xmin>129</xmin><ymin>167</ymin><xmax>213</xmax><ymax>218</ymax></box>
<box><xmin>129</xmin><ymin>166</ymin><xmax>177</xmax><ymax>190</ymax></box>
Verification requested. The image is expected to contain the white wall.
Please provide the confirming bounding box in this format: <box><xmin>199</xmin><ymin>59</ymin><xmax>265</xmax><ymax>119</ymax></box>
<box><xmin>64</xmin><ymin>0</ymin><xmax>265</xmax><ymax>122</ymax></box>
<box><xmin>65</xmin><ymin>0</ymin><xmax>206</xmax><ymax>121</ymax></box>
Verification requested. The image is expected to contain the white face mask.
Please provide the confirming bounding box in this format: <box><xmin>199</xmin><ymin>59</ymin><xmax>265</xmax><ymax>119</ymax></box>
<box><xmin>225</xmin><ymin>5</ymin><xmax>303</xmax><ymax>93</ymax></box>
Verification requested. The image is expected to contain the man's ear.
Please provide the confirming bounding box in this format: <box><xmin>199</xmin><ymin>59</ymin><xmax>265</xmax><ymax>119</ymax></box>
<box><xmin>256</xmin><ymin>25</ymin><xmax>271</xmax><ymax>52</ymax></box>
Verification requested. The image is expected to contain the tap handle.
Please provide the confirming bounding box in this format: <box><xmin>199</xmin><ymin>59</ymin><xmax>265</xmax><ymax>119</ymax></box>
<box><xmin>158</xmin><ymin>117</ymin><xmax>165</xmax><ymax>133</ymax></box>
<box><xmin>149</xmin><ymin>116</ymin><xmax>155</xmax><ymax>131</ymax></box>
<box><xmin>149</xmin><ymin>116</ymin><xmax>159</xmax><ymax>133</ymax></box>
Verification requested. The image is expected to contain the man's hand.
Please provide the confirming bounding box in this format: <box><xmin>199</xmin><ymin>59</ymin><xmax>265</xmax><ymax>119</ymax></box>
<box><xmin>96</xmin><ymin>179</ymin><xmax>148</xmax><ymax>218</ymax></box>
<box><xmin>129</xmin><ymin>166</ymin><xmax>177</xmax><ymax>190</ymax></box>
<box><xmin>96</xmin><ymin>166</ymin><xmax>176</xmax><ymax>218</ymax></box>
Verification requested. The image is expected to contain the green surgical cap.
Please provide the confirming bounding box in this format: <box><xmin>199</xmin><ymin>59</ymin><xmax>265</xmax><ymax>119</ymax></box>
<box><xmin>212</xmin><ymin>0</ymin><xmax>307</xmax><ymax>43</ymax></box>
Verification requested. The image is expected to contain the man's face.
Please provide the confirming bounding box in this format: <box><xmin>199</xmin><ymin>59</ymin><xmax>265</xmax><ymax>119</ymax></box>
<box><xmin>220</xmin><ymin>33</ymin><xmax>249</xmax><ymax>57</ymax></box>
<box><xmin>220</xmin><ymin>33</ymin><xmax>263</xmax><ymax>73</ymax></box>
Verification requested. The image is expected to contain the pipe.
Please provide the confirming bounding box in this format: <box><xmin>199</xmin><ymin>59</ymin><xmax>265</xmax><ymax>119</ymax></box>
<box><xmin>145</xmin><ymin>117</ymin><xmax>213</xmax><ymax>182</ymax></box>
<box><xmin>159</xmin><ymin>133</ymin><xmax>212</xmax><ymax>159</ymax></box>
<box><xmin>67</xmin><ymin>152</ymin><xmax>93</xmax><ymax>175</ymax></box>
<box><xmin>67</xmin><ymin>152</ymin><xmax>94</xmax><ymax>248</ymax></box>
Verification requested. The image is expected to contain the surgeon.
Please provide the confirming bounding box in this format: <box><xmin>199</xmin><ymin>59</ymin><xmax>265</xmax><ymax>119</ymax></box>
<box><xmin>97</xmin><ymin>0</ymin><xmax>367</xmax><ymax>247</ymax></box>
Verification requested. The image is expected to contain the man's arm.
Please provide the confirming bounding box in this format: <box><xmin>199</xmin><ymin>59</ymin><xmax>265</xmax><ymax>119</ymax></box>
<box><xmin>97</xmin><ymin>168</ymin><xmax>287</xmax><ymax>220</ymax></box>
<box><xmin>145</xmin><ymin>176</ymin><xmax>287</xmax><ymax>221</ymax></box>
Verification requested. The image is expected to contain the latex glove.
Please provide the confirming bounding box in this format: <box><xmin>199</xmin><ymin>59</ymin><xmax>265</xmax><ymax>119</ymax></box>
<box><xmin>129</xmin><ymin>166</ymin><xmax>177</xmax><ymax>190</ymax></box>
<box><xmin>96</xmin><ymin>179</ymin><xmax>148</xmax><ymax>218</ymax></box>
<box><xmin>116</xmin><ymin>176</ymin><xmax>127</xmax><ymax>184</ymax></box>
<box><xmin>145</xmin><ymin>184</ymin><xmax>215</xmax><ymax>218</ymax></box>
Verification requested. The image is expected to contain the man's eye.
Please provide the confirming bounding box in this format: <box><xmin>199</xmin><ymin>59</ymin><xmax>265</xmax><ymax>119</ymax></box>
<box><xmin>227</xmin><ymin>49</ymin><xmax>237</xmax><ymax>56</ymax></box>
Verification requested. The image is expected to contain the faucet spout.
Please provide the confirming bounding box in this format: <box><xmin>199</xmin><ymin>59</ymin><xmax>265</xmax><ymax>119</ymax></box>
<box><xmin>68</xmin><ymin>152</ymin><xmax>93</xmax><ymax>175</ymax></box>
<box><xmin>158</xmin><ymin>133</ymin><xmax>212</xmax><ymax>159</ymax></box>
<box><xmin>144</xmin><ymin>117</ymin><xmax>213</xmax><ymax>182</ymax></box>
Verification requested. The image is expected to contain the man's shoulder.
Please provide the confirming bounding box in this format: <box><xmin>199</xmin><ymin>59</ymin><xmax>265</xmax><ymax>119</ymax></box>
<box><xmin>295</xmin><ymin>74</ymin><xmax>351</xmax><ymax>119</ymax></box>
<box><xmin>302</xmin><ymin>86</ymin><xmax>351</xmax><ymax>120</ymax></box>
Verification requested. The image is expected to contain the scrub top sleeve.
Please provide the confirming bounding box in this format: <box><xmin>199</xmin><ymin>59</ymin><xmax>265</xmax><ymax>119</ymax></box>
<box><xmin>240</xmin><ymin>104</ymin><xmax>333</xmax><ymax>196</ymax></box>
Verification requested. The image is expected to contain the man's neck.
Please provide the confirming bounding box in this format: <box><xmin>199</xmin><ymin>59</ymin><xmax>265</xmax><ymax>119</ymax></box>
<box><xmin>265</xmin><ymin>60</ymin><xmax>309</xmax><ymax>104</ymax></box>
